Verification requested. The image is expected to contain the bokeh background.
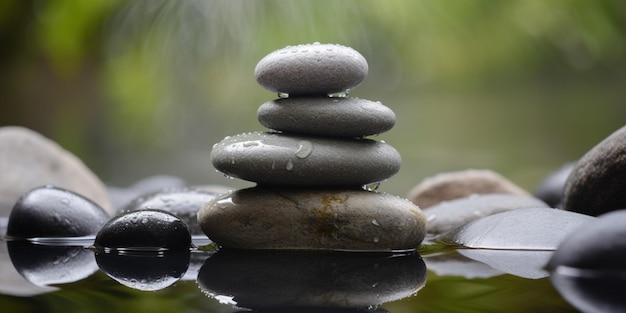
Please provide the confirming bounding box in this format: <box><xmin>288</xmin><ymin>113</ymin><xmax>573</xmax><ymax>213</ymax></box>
<box><xmin>2</xmin><ymin>0</ymin><xmax>625</xmax><ymax>197</ymax></box>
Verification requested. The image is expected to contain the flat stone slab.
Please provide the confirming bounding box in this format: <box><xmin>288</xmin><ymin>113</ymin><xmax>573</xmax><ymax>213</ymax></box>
<box><xmin>441</xmin><ymin>207</ymin><xmax>595</xmax><ymax>250</ymax></box>
<box><xmin>198</xmin><ymin>187</ymin><xmax>426</xmax><ymax>251</ymax></box>
<box><xmin>210</xmin><ymin>132</ymin><xmax>401</xmax><ymax>187</ymax></box>
<box><xmin>257</xmin><ymin>97</ymin><xmax>396</xmax><ymax>137</ymax></box>
<box><xmin>255</xmin><ymin>43</ymin><xmax>368</xmax><ymax>96</ymax></box>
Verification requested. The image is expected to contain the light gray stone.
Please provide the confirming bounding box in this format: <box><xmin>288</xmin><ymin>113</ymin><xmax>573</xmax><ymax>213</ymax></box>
<box><xmin>441</xmin><ymin>207</ymin><xmax>595</xmax><ymax>250</ymax></box>
<box><xmin>198</xmin><ymin>187</ymin><xmax>426</xmax><ymax>251</ymax></box>
<box><xmin>210</xmin><ymin>132</ymin><xmax>401</xmax><ymax>187</ymax></box>
<box><xmin>255</xmin><ymin>43</ymin><xmax>368</xmax><ymax>95</ymax></box>
<box><xmin>423</xmin><ymin>194</ymin><xmax>549</xmax><ymax>235</ymax></box>
<box><xmin>563</xmin><ymin>125</ymin><xmax>626</xmax><ymax>216</ymax></box>
<box><xmin>257</xmin><ymin>97</ymin><xmax>395</xmax><ymax>137</ymax></box>
<box><xmin>0</xmin><ymin>126</ymin><xmax>113</xmax><ymax>216</ymax></box>
<box><xmin>408</xmin><ymin>169</ymin><xmax>530</xmax><ymax>209</ymax></box>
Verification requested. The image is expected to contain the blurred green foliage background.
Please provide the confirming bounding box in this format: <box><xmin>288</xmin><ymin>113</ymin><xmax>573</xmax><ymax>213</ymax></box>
<box><xmin>2</xmin><ymin>0</ymin><xmax>625</xmax><ymax>196</ymax></box>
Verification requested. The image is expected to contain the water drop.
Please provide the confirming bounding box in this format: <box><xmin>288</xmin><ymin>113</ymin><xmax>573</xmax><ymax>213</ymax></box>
<box><xmin>60</xmin><ymin>198</ymin><xmax>70</xmax><ymax>205</ymax></box>
<box><xmin>300</xmin><ymin>48</ymin><xmax>308</xmax><ymax>53</ymax></box>
<box><xmin>295</xmin><ymin>140</ymin><xmax>313</xmax><ymax>159</ymax></box>
<box><xmin>373</xmin><ymin>237</ymin><xmax>380</xmax><ymax>243</ymax></box>
<box><xmin>285</xmin><ymin>159</ymin><xmax>294</xmax><ymax>171</ymax></box>
<box><xmin>363</xmin><ymin>182</ymin><xmax>380</xmax><ymax>191</ymax></box>
<box><xmin>313</xmin><ymin>41</ymin><xmax>320</xmax><ymax>45</ymax></box>
<box><xmin>278</xmin><ymin>92</ymin><xmax>289</xmax><ymax>98</ymax></box>
<box><xmin>371</xmin><ymin>219</ymin><xmax>380</xmax><ymax>226</ymax></box>
<box><xmin>141</xmin><ymin>218</ymin><xmax>148</xmax><ymax>224</ymax></box>
<box><xmin>332</xmin><ymin>99</ymin><xmax>339</xmax><ymax>103</ymax></box>
<box><xmin>242</xmin><ymin>141</ymin><xmax>259</xmax><ymax>147</ymax></box>
<box><xmin>271</xmin><ymin>161</ymin><xmax>276</xmax><ymax>170</ymax></box>
<box><xmin>328</xmin><ymin>90</ymin><xmax>348</xmax><ymax>98</ymax></box>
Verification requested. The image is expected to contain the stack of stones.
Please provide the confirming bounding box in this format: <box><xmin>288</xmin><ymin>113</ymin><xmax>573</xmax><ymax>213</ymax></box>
<box><xmin>198</xmin><ymin>43</ymin><xmax>426</xmax><ymax>251</ymax></box>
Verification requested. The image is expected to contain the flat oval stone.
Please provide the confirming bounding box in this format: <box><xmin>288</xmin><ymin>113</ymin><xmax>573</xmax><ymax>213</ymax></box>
<box><xmin>408</xmin><ymin>169</ymin><xmax>530</xmax><ymax>209</ymax></box>
<box><xmin>6</xmin><ymin>186</ymin><xmax>110</xmax><ymax>238</ymax></box>
<box><xmin>441</xmin><ymin>208</ymin><xmax>595</xmax><ymax>250</ymax></box>
<box><xmin>547</xmin><ymin>210</ymin><xmax>626</xmax><ymax>271</ymax></box>
<box><xmin>94</xmin><ymin>209</ymin><xmax>191</xmax><ymax>252</ymax></box>
<box><xmin>254</xmin><ymin>43</ymin><xmax>368</xmax><ymax>96</ymax></box>
<box><xmin>563</xmin><ymin>125</ymin><xmax>626</xmax><ymax>216</ymax></box>
<box><xmin>257</xmin><ymin>97</ymin><xmax>396</xmax><ymax>137</ymax></box>
<box><xmin>423</xmin><ymin>194</ymin><xmax>549</xmax><ymax>235</ymax></box>
<box><xmin>198</xmin><ymin>187</ymin><xmax>426</xmax><ymax>251</ymax></box>
<box><xmin>210</xmin><ymin>132</ymin><xmax>401</xmax><ymax>187</ymax></box>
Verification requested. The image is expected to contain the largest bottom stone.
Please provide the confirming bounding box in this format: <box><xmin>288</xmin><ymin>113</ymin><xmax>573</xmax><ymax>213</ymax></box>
<box><xmin>198</xmin><ymin>187</ymin><xmax>426</xmax><ymax>251</ymax></box>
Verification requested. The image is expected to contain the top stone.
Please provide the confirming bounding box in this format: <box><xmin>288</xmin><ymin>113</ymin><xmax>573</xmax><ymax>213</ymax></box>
<box><xmin>254</xmin><ymin>43</ymin><xmax>368</xmax><ymax>96</ymax></box>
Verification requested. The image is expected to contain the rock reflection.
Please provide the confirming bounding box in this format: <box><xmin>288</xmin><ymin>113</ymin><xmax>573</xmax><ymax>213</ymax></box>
<box><xmin>0</xmin><ymin>240</ymin><xmax>57</xmax><ymax>296</ymax></box>
<box><xmin>235</xmin><ymin>307</ymin><xmax>390</xmax><ymax>313</ymax></box>
<box><xmin>95</xmin><ymin>250</ymin><xmax>190</xmax><ymax>291</ymax></box>
<box><xmin>7</xmin><ymin>241</ymin><xmax>98</xmax><ymax>287</ymax></box>
<box><xmin>458</xmin><ymin>249</ymin><xmax>552</xmax><ymax>279</ymax></box>
<box><xmin>551</xmin><ymin>266</ymin><xmax>626</xmax><ymax>313</ymax></box>
<box><xmin>198</xmin><ymin>249</ymin><xmax>426</xmax><ymax>310</ymax></box>
<box><xmin>423</xmin><ymin>250</ymin><xmax>503</xmax><ymax>279</ymax></box>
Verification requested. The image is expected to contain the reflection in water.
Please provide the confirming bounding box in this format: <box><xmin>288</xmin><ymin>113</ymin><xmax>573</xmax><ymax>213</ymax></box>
<box><xmin>0</xmin><ymin>240</ymin><xmax>57</xmax><ymax>296</ymax></box>
<box><xmin>422</xmin><ymin>250</ymin><xmax>503</xmax><ymax>279</ymax></box>
<box><xmin>95</xmin><ymin>250</ymin><xmax>191</xmax><ymax>291</ymax></box>
<box><xmin>551</xmin><ymin>266</ymin><xmax>626</xmax><ymax>313</ymax></box>
<box><xmin>198</xmin><ymin>249</ymin><xmax>426</xmax><ymax>310</ymax></box>
<box><xmin>7</xmin><ymin>241</ymin><xmax>98</xmax><ymax>287</ymax></box>
<box><xmin>458</xmin><ymin>249</ymin><xmax>552</xmax><ymax>279</ymax></box>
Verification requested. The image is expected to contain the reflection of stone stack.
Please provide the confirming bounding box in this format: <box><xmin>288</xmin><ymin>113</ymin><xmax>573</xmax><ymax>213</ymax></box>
<box><xmin>199</xmin><ymin>43</ymin><xmax>426</xmax><ymax>251</ymax></box>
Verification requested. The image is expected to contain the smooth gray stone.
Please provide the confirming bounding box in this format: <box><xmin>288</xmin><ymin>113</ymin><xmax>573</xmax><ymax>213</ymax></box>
<box><xmin>546</xmin><ymin>209</ymin><xmax>626</xmax><ymax>271</ymax></box>
<box><xmin>210</xmin><ymin>132</ymin><xmax>401</xmax><ymax>187</ymax></box>
<box><xmin>533</xmin><ymin>163</ymin><xmax>574</xmax><ymax>208</ymax></box>
<box><xmin>257</xmin><ymin>97</ymin><xmax>396</xmax><ymax>137</ymax></box>
<box><xmin>458</xmin><ymin>249</ymin><xmax>552</xmax><ymax>279</ymax></box>
<box><xmin>408</xmin><ymin>169</ymin><xmax>530</xmax><ymax>209</ymax></box>
<box><xmin>255</xmin><ymin>43</ymin><xmax>368</xmax><ymax>95</ymax></box>
<box><xmin>0</xmin><ymin>126</ymin><xmax>113</xmax><ymax>216</ymax></box>
<box><xmin>198</xmin><ymin>187</ymin><xmax>426</xmax><ymax>251</ymax></box>
<box><xmin>423</xmin><ymin>194</ymin><xmax>549</xmax><ymax>235</ymax></box>
<box><xmin>563</xmin><ymin>125</ymin><xmax>626</xmax><ymax>216</ymax></box>
<box><xmin>441</xmin><ymin>207</ymin><xmax>595</xmax><ymax>250</ymax></box>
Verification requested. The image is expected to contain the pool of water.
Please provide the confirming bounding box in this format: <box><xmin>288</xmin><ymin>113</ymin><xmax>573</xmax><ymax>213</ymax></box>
<box><xmin>0</xmin><ymin>235</ymin><xmax>584</xmax><ymax>313</ymax></box>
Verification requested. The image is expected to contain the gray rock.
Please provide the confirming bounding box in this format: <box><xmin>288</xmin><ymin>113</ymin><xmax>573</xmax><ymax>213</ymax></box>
<box><xmin>563</xmin><ymin>125</ymin><xmax>626</xmax><ymax>216</ymax></box>
<box><xmin>198</xmin><ymin>187</ymin><xmax>426</xmax><ymax>251</ymax></box>
<box><xmin>408</xmin><ymin>169</ymin><xmax>530</xmax><ymax>209</ymax></box>
<box><xmin>123</xmin><ymin>187</ymin><xmax>222</xmax><ymax>235</ymax></box>
<box><xmin>210</xmin><ymin>132</ymin><xmax>401</xmax><ymax>187</ymax></box>
<box><xmin>6</xmin><ymin>186</ymin><xmax>110</xmax><ymax>239</ymax></box>
<box><xmin>533</xmin><ymin>163</ymin><xmax>574</xmax><ymax>208</ymax></box>
<box><xmin>254</xmin><ymin>43</ymin><xmax>368</xmax><ymax>96</ymax></box>
<box><xmin>0</xmin><ymin>126</ymin><xmax>113</xmax><ymax>216</ymax></box>
<box><xmin>257</xmin><ymin>97</ymin><xmax>395</xmax><ymax>137</ymax></box>
<box><xmin>441</xmin><ymin>207</ymin><xmax>595</xmax><ymax>250</ymax></box>
<box><xmin>423</xmin><ymin>194</ymin><xmax>549</xmax><ymax>235</ymax></box>
<box><xmin>546</xmin><ymin>209</ymin><xmax>626</xmax><ymax>271</ymax></box>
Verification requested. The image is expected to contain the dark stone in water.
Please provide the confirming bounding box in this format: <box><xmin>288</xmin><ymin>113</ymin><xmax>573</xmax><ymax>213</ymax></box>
<box><xmin>563</xmin><ymin>125</ymin><xmax>626</xmax><ymax>216</ymax></box>
<box><xmin>257</xmin><ymin>97</ymin><xmax>396</xmax><ymax>137</ymax></box>
<box><xmin>7</xmin><ymin>241</ymin><xmax>98</xmax><ymax>287</ymax></box>
<box><xmin>533</xmin><ymin>163</ymin><xmax>574</xmax><ymax>208</ymax></box>
<box><xmin>546</xmin><ymin>209</ymin><xmax>626</xmax><ymax>271</ymax></box>
<box><xmin>123</xmin><ymin>187</ymin><xmax>222</xmax><ymax>236</ymax></box>
<box><xmin>94</xmin><ymin>209</ymin><xmax>191</xmax><ymax>251</ymax></box>
<box><xmin>96</xmin><ymin>250</ymin><xmax>190</xmax><ymax>291</ymax></box>
<box><xmin>550</xmin><ymin>267</ymin><xmax>626</xmax><ymax>313</ymax></box>
<box><xmin>197</xmin><ymin>249</ymin><xmax>425</xmax><ymax>309</ymax></box>
<box><xmin>6</xmin><ymin>186</ymin><xmax>109</xmax><ymax>238</ymax></box>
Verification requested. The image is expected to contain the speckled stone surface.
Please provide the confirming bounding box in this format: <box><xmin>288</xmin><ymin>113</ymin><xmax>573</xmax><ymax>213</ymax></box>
<box><xmin>198</xmin><ymin>187</ymin><xmax>426</xmax><ymax>251</ymax></box>
<box><xmin>210</xmin><ymin>132</ymin><xmax>401</xmax><ymax>187</ymax></box>
<box><xmin>257</xmin><ymin>97</ymin><xmax>396</xmax><ymax>137</ymax></box>
<box><xmin>408</xmin><ymin>169</ymin><xmax>530</xmax><ymax>209</ymax></box>
<box><xmin>563</xmin><ymin>125</ymin><xmax>626</xmax><ymax>216</ymax></box>
<box><xmin>254</xmin><ymin>43</ymin><xmax>368</xmax><ymax>96</ymax></box>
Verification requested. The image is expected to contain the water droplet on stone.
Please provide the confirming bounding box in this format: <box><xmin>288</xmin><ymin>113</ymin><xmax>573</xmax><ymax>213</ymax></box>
<box><xmin>363</xmin><ymin>182</ymin><xmax>380</xmax><ymax>191</ymax></box>
<box><xmin>295</xmin><ymin>140</ymin><xmax>313</xmax><ymax>159</ymax></box>
<box><xmin>278</xmin><ymin>92</ymin><xmax>289</xmax><ymax>99</ymax></box>
<box><xmin>285</xmin><ymin>159</ymin><xmax>294</xmax><ymax>171</ymax></box>
<box><xmin>61</xmin><ymin>198</ymin><xmax>70</xmax><ymax>205</ymax></box>
<box><xmin>328</xmin><ymin>90</ymin><xmax>348</xmax><ymax>98</ymax></box>
<box><xmin>141</xmin><ymin>218</ymin><xmax>148</xmax><ymax>224</ymax></box>
<box><xmin>313</xmin><ymin>41</ymin><xmax>320</xmax><ymax>45</ymax></box>
<box><xmin>373</xmin><ymin>237</ymin><xmax>380</xmax><ymax>243</ymax></box>
<box><xmin>372</xmin><ymin>219</ymin><xmax>380</xmax><ymax>226</ymax></box>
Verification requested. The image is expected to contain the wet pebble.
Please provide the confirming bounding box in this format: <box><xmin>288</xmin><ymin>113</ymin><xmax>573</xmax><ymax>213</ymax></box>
<box><xmin>563</xmin><ymin>125</ymin><xmax>626</xmax><ymax>216</ymax></box>
<box><xmin>211</xmin><ymin>132</ymin><xmax>401</xmax><ymax>187</ymax></box>
<box><xmin>107</xmin><ymin>175</ymin><xmax>187</xmax><ymax>212</ymax></box>
<box><xmin>6</xmin><ymin>186</ymin><xmax>110</xmax><ymax>238</ymax></box>
<box><xmin>257</xmin><ymin>97</ymin><xmax>395</xmax><ymax>137</ymax></box>
<box><xmin>441</xmin><ymin>207</ymin><xmax>594</xmax><ymax>250</ymax></box>
<box><xmin>408</xmin><ymin>169</ymin><xmax>530</xmax><ymax>209</ymax></box>
<box><xmin>198</xmin><ymin>187</ymin><xmax>426</xmax><ymax>251</ymax></box>
<box><xmin>0</xmin><ymin>126</ymin><xmax>113</xmax><ymax>216</ymax></box>
<box><xmin>254</xmin><ymin>43</ymin><xmax>368</xmax><ymax>96</ymax></box>
<box><xmin>533</xmin><ymin>163</ymin><xmax>574</xmax><ymax>208</ymax></box>
<box><xmin>123</xmin><ymin>187</ymin><xmax>223</xmax><ymax>235</ymax></box>
<box><xmin>546</xmin><ymin>209</ymin><xmax>626</xmax><ymax>271</ymax></box>
<box><xmin>94</xmin><ymin>210</ymin><xmax>191</xmax><ymax>251</ymax></box>
<box><xmin>423</xmin><ymin>194</ymin><xmax>549</xmax><ymax>235</ymax></box>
